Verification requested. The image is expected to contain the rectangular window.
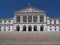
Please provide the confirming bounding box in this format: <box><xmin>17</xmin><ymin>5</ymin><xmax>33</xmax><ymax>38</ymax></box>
<box><xmin>16</xmin><ymin>16</ymin><xmax>20</xmax><ymax>22</ymax></box>
<box><xmin>54</xmin><ymin>20</ymin><xmax>56</xmax><ymax>24</ymax></box>
<box><xmin>50</xmin><ymin>26</ymin><xmax>52</xmax><ymax>31</ymax></box>
<box><xmin>4</xmin><ymin>20</ymin><xmax>6</xmax><ymax>24</ymax></box>
<box><xmin>9</xmin><ymin>26</ymin><xmax>10</xmax><ymax>28</ymax></box>
<box><xmin>0</xmin><ymin>20</ymin><xmax>2</xmax><ymax>23</ymax></box>
<box><xmin>4</xmin><ymin>29</ymin><xmax>6</xmax><ymax>31</ymax></box>
<box><xmin>50</xmin><ymin>20</ymin><xmax>51</xmax><ymax>24</ymax></box>
<box><xmin>0</xmin><ymin>29</ymin><xmax>1</xmax><ymax>31</ymax></box>
<box><xmin>50</xmin><ymin>28</ymin><xmax>52</xmax><ymax>31</ymax></box>
<box><xmin>4</xmin><ymin>20</ymin><xmax>6</xmax><ymax>22</ymax></box>
<box><xmin>59</xmin><ymin>20</ymin><xmax>60</xmax><ymax>22</ymax></box>
<box><xmin>0</xmin><ymin>26</ymin><xmax>1</xmax><ymax>28</ymax></box>
<box><xmin>9</xmin><ymin>20</ymin><xmax>11</xmax><ymax>24</ymax></box>
<box><xmin>28</xmin><ymin>16</ymin><xmax>32</xmax><ymax>22</ymax></box>
<box><xmin>8</xmin><ymin>29</ymin><xmax>10</xmax><ymax>31</ymax></box>
<box><xmin>9</xmin><ymin>20</ymin><xmax>11</xmax><ymax>22</ymax></box>
<box><xmin>59</xmin><ymin>20</ymin><xmax>60</xmax><ymax>24</ymax></box>
<box><xmin>55</xmin><ymin>29</ymin><xmax>56</xmax><ymax>31</ymax></box>
<box><xmin>59</xmin><ymin>29</ymin><xmax>60</xmax><ymax>31</ymax></box>
<box><xmin>33</xmin><ymin>15</ymin><xmax>37</xmax><ymax>22</ymax></box>
<box><xmin>23</xmin><ymin>15</ymin><xmax>27</xmax><ymax>22</ymax></box>
<box><xmin>40</xmin><ymin>15</ymin><xmax>44</xmax><ymax>22</ymax></box>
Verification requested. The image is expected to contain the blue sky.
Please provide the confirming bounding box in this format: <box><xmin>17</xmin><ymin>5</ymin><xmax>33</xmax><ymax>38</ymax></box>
<box><xmin>0</xmin><ymin>0</ymin><xmax>60</xmax><ymax>18</ymax></box>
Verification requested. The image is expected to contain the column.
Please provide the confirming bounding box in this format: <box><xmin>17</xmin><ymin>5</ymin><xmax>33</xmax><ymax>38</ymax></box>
<box><xmin>26</xmin><ymin>25</ymin><xmax>28</xmax><ymax>32</ymax></box>
<box><xmin>21</xmin><ymin>15</ymin><xmax>23</xmax><ymax>23</ymax></box>
<box><xmin>44</xmin><ymin>25</ymin><xmax>46</xmax><ymax>31</ymax></box>
<box><xmin>27</xmin><ymin>15</ymin><xmax>28</xmax><ymax>23</ymax></box>
<box><xmin>14</xmin><ymin>16</ymin><xmax>16</xmax><ymax>23</ymax></box>
<box><xmin>44</xmin><ymin>15</ymin><xmax>46</xmax><ymax>23</ymax></box>
<box><xmin>37</xmin><ymin>15</ymin><xmax>40</xmax><ymax>23</ymax></box>
<box><xmin>32</xmin><ymin>25</ymin><xmax>34</xmax><ymax>32</ymax></box>
<box><xmin>32</xmin><ymin>15</ymin><xmax>33</xmax><ymax>23</ymax></box>
<box><xmin>37</xmin><ymin>25</ymin><xmax>40</xmax><ymax>31</ymax></box>
<box><xmin>20</xmin><ymin>25</ymin><xmax>23</xmax><ymax>32</ymax></box>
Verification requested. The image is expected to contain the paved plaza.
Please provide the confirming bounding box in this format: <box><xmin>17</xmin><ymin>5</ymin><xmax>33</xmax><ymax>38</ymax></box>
<box><xmin>0</xmin><ymin>32</ymin><xmax>60</xmax><ymax>45</ymax></box>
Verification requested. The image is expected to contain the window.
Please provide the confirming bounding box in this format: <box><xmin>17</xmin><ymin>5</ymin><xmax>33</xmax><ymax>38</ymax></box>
<box><xmin>50</xmin><ymin>28</ymin><xmax>52</xmax><ymax>31</ymax></box>
<box><xmin>59</xmin><ymin>29</ymin><xmax>60</xmax><ymax>31</ymax></box>
<box><xmin>59</xmin><ymin>20</ymin><xmax>60</xmax><ymax>22</ymax></box>
<box><xmin>59</xmin><ymin>26</ymin><xmax>60</xmax><ymax>28</ymax></box>
<box><xmin>55</xmin><ymin>26</ymin><xmax>56</xmax><ymax>28</ymax></box>
<box><xmin>4</xmin><ymin>20</ymin><xmax>6</xmax><ymax>22</ymax></box>
<box><xmin>59</xmin><ymin>26</ymin><xmax>60</xmax><ymax>31</ymax></box>
<box><xmin>23</xmin><ymin>16</ymin><xmax>27</xmax><ymax>22</ymax></box>
<box><xmin>0</xmin><ymin>20</ymin><xmax>2</xmax><ymax>23</ymax></box>
<box><xmin>9</xmin><ymin>26</ymin><xmax>10</xmax><ymax>28</ymax></box>
<box><xmin>54</xmin><ymin>26</ymin><xmax>56</xmax><ymax>31</ymax></box>
<box><xmin>50</xmin><ymin>20</ymin><xmax>51</xmax><ymax>24</ymax></box>
<box><xmin>0</xmin><ymin>29</ymin><xmax>1</xmax><ymax>31</ymax></box>
<box><xmin>8</xmin><ymin>29</ymin><xmax>10</xmax><ymax>31</ymax></box>
<box><xmin>50</xmin><ymin>26</ymin><xmax>52</xmax><ymax>31</ymax></box>
<box><xmin>59</xmin><ymin>20</ymin><xmax>60</xmax><ymax>24</ymax></box>
<box><xmin>4</xmin><ymin>29</ymin><xmax>6</xmax><ymax>31</ymax></box>
<box><xmin>9</xmin><ymin>20</ymin><xmax>11</xmax><ymax>22</ymax></box>
<box><xmin>33</xmin><ymin>15</ymin><xmax>37</xmax><ymax>22</ymax></box>
<box><xmin>54</xmin><ymin>20</ymin><xmax>56</xmax><ymax>24</ymax></box>
<box><xmin>16</xmin><ymin>16</ymin><xmax>20</xmax><ymax>22</ymax></box>
<box><xmin>4</xmin><ymin>26</ymin><xmax>6</xmax><ymax>28</ymax></box>
<box><xmin>9</xmin><ymin>20</ymin><xmax>11</xmax><ymax>24</ymax></box>
<box><xmin>40</xmin><ymin>15</ymin><xmax>44</xmax><ymax>22</ymax></box>
<box><xmin>28</xmin><ymin>16</ymin><xmax>32</xmax><ymax>22</ymax></box>
<box><xmin>4</xmin><ymin>20</ymin><xmax>6</xmax><ymax>24</ymax></box>
<box><xmin>0</xmin><ymin>26</ymin><xmax>1</xmax><ymax>28</ymax></box>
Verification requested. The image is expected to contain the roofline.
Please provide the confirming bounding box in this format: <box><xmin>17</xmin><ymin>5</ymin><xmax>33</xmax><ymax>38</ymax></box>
<box><xmin>47</xmin><ymin>18</ymin><xmax>60</xmax><ymax>20</ymax></box>
<box><xmin>14</xmin><ymin>6</ymin><xmax>46</xmax><ymax>13</ymax></box>
<box><xmin>0</xmin><ymin>18</ymin><xmax>14</xmax><ymax>20</ymax></box>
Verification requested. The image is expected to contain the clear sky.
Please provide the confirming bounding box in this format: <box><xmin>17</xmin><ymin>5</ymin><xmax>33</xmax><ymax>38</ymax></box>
<box><xmin>0</xmin><ymin>0</ymin><xmax>60</xmax><ymax>18</ymax></box>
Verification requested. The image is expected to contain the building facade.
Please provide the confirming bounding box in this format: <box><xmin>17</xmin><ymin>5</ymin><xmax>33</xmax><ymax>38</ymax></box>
<box><xmin>0</xmin><ymin>6</ymin><xmax>60</xmax><ymax>32</ymax></box>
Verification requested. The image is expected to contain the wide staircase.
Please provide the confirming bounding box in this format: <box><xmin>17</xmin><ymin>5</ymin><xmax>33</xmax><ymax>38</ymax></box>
<box><xmin>0</xmin><ymin>32</ymin><xmax>60</xmax><ymax>45</ymax></box>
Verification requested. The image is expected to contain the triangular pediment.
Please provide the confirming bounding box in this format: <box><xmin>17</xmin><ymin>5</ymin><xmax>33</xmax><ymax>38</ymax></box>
<box><xmin>15</xmin><ymin>6</ymin><xmax>45</xmax><ymax>13</ymax></box>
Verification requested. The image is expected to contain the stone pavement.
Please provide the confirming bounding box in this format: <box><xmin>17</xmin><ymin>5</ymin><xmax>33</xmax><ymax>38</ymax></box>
<box><xmin>0</xmin><ymin>31</ymin><xmax>60</xmax><ymax>45</ymax></box>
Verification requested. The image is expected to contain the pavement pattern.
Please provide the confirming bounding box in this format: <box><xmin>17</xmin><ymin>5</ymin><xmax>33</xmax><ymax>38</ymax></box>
<box><xmin>0</xmin><ymin>31</ymin><xmax>60</xmax><ymax>45</ymax></box>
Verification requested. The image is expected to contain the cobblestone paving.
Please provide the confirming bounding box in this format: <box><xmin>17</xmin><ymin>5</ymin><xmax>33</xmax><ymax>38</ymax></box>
<box><xmin>0</xmin><ymin>32</ymin><xmax>60</xmax><ymax>45</ymax></box>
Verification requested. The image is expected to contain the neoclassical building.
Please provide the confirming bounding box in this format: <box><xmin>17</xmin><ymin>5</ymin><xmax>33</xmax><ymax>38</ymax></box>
<box><xmin>0</xmin><ymin>6</ymin><xmax>60</xmax><ymax>32</ymax></box>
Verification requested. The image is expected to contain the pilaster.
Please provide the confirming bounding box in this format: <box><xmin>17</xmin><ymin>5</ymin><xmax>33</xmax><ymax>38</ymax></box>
<box><xmin>32</xmin><ymin>25</ymin><xmax>34</xmax><ymax>32</ymax></box>
<box><xmin>37</xmin><ymin>15</ymin><xmax>40</xmax><ymax>23</ymax></box>
<box><xmin>21</xmin><ymin>15</ymin><xmax>23</xmax><ymax>23</ymax></box>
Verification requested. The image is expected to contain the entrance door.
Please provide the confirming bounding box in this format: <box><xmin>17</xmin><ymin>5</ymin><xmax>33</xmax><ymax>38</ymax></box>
<box><xmin>23</xmin><ymin>25</ymin><xmax>26</xmax><ymax>31</ymax></box>
<box><xmin>16</xmin><ymin>25</ymin><xmax>20</xmax><ymax>31</ymax></box>
<box><xmin>28</xmin><ymin>26</ymin><xmax>32</xmax><ymax>31</ymax></box>
<box><xmin>40</xmin><ymin>25</ymin><xmax>44</xmax><ymax>31</ymax></box>
<box><xmin>34</xmin><ymin>25</ymin><xmax>37</xmax><ymax>31</ymax></box>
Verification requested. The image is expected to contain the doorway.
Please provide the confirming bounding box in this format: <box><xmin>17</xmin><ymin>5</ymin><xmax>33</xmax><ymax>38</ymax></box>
<box><xmin>16</xmin><ymin>25</ymin><xmax>20</xmax><ymax>31</ymax></box>
<box><xmin>23</xmin><ymin>25</ymin><xmax>26</xmax><ymax>31</ymax></box>
<box><xmin>34</xmin><ymin>25</ymin><xmax>37</xmax><ymax>31</ymax></box>
<box><xmin>40</xmin><ymin>25</ymin><xmax>44</xmax><ymax>31</ymax></box>
<box><xmin>28</xmin><ymin>26</ymin><xmax>32</xmax><ymax>31</ymax></box>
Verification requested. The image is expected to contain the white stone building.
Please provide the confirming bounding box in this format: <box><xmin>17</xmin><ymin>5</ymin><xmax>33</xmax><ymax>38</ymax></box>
<box><xmin>0</xmin><ymin>6</ymin><xmax>60</xmax><ymax>32</ymax></box>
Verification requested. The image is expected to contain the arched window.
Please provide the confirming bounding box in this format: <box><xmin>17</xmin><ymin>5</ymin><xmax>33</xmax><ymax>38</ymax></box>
<box><xmin>34</xmin><ymin>25</ymin><xmax>37</xmax><ymax>31</ymax></box>
<box><xmin>28</xmin><ymin>25</ymin><xmax>32</xmax><ymax>31</ymax></box>
<box><xmin>16</xmin><ymin>25</ymin><xmax>20</xmax><ymax>31</ymax></box>
<box><xmin>23</xmin><ymin>25</ymin><xmax>26</xmax><ymax>31</ymax></box>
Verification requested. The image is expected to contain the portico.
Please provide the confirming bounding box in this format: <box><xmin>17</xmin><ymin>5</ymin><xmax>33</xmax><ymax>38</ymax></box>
<box><xmin>14</xmin><ymin>6</ymin><xmax>46</xmax><ymax>32</ymax></box>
